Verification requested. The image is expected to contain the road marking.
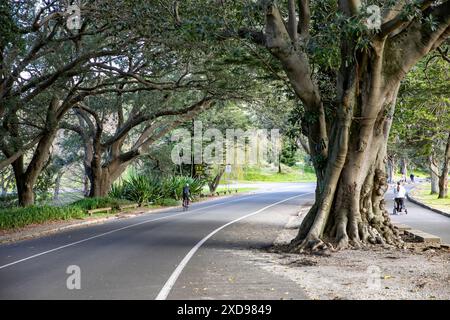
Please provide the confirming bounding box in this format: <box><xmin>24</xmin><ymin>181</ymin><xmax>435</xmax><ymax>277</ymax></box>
<box><xmin>155</xmin><ymin>192</ymin><xmax>314</xmax><ymax>300</ymax></box>
<box><xmin>0</xmin><ymin>194</ymin><xmax>266</xmax><ymax>270</ymax></box>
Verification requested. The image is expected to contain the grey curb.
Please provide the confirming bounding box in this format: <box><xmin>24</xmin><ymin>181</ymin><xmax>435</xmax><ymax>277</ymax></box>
<box><xmin>407</xmin><ymin>193</ymin><xmax>450</xmax><ymax>219</ymax></box>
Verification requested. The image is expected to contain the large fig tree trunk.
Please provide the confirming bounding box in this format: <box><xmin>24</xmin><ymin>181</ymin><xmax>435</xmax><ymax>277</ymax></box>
<box><xmin>260</xmin><ymin>1</ymin><xmax>450</xmax><ymax>251</ymax></box>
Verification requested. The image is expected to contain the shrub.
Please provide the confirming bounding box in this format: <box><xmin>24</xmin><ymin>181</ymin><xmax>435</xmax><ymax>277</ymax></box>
<box><xmin>0</xmin><ymin>194</ymin><xmax>18</xmax><ymax>209</ymax></box>
<box><xmin>0</xmin><ymin>205</ymin><xmax>85</xmax><ymax>230</ymax></box>
<box><xmin>71</xmin><ymin>197</ymin><xmax>132</xmax><ymax>211</ymax></box>
<box><xmin>156</xmin><ymin>198</ymin><xmax>180</xmax><ymax>207</ymax></box>
<box><xmin>110</xmin><ymin>175</ymin><xmax>206</xmax><ymax>205</ymax></box>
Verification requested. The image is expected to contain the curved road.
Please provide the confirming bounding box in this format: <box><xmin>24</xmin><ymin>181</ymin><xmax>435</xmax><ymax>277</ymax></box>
<box><xmin>0</xmin><ymin>182</ymin><xmax>448</xmax><ymax>299</ymax></box>
<box><xmin>0</xmin><ymin>183</ymin><xmax>315</xmax><ymax>300</ymax></box>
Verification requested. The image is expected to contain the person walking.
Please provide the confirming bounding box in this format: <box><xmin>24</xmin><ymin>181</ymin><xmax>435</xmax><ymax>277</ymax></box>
<box><xmin>394</xmin><ymin>181</ymin><xmax>407</xmax><ymax>214</ymax></box>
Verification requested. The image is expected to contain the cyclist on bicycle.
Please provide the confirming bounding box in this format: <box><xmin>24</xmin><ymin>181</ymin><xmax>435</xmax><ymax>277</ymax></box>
<box><xmin>182</xmin><ymin>184</ymin><xmax>190</xmax><ymax>207</ymax></box>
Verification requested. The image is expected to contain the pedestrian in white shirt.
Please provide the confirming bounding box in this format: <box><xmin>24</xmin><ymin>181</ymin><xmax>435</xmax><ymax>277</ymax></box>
<box><xmin>394</xmin><ymin>182</ymin><xmax>407</xmax><ymax>214</ymax></box>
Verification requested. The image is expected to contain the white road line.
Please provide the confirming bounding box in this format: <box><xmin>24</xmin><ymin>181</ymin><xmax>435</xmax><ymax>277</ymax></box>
<box><xmin>155</xmin><ymin>192</ymin><xmax>314</xmax><ymax>300</ymax></box>
<box><xmin>0</xmin><ymin>194</ymin><xmax>264</xmax><ymax>270</ymax></box>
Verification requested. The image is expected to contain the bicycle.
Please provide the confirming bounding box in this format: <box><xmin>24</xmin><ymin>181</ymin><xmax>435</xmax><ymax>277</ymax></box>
<box><xmin>182</xmin><ymin>197</ymin><xmax>190</xmax><ymax>211</ymax></box>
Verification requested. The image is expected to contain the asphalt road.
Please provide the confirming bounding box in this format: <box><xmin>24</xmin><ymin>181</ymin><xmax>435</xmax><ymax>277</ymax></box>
<box><xmin>387</xmin><ymin>183</ymin><xmax>450</xmax><ymax>243</ymax></box>
<box><xmin>0</xmin><ymin>183</ymin><xmax>315</xmax><ymax>300</ymax></box>
<box><xmin>0</xmin><ymin>181</ymin><xmax>448</xmax><ymax>300</ymax></box>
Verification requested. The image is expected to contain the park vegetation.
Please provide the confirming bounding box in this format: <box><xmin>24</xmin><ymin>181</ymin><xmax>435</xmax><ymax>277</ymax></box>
<box><xmin>0</xmin><ymin>1</ymin><xmax>448</xmax><ymax>251</ymax></box>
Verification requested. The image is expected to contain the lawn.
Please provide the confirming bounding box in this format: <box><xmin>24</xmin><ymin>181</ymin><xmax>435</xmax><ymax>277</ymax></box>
<box><xmin>232</xmin><ymin>165</ymin><xmax>316</xmax><ymax>183</ymax></box>
<box><xmin>410</xmin><ymin>183</ymin><xmax>450</xmax><ymax>214</ymax></box>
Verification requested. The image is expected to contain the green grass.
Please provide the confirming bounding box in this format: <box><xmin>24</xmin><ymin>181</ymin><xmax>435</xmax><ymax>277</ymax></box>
<box><xmin>410</xmin><ymin>183</ymin><xmax>450</xmax><ymax>213</ymax></box>
<box><xmin>215</xmin><ymin>187</ymin><xmax>257</xmax><ymax>193</ymax></box>
<box><xmin>0</xmin><ymin>197</ymin><xmax>133</xmax><ymax>230</ymax></box>
<box><xmin>0</xmin><ymin>205</ymin><xmax>86</xmax><ymax>230</ymax></box>
<box><xmin>71</xmin><ymin>197</ymin><xmax>133</xmax><ymax>211</ymax></box>
<box><xmin>236</xmin><ymin>165</ymin><xmax>316</xmax><ymax>183</ymax></box>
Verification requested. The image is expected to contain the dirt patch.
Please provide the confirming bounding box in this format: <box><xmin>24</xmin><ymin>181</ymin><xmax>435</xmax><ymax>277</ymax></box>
<box><xmin>230</xmin><ymin>206</ymin><xmax>450</xmax><ymax>300</ymax></box>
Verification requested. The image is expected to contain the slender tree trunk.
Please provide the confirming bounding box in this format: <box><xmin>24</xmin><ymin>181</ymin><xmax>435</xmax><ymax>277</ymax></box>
<box><xmin>429</xmin><ymin>154</ymin><xmax>439</xmax><ymax>194</ymax></box>
<box><xmin>83</xmin><ymin>174</ymin><xmax>90</xmax><ymax>197</ymax></box>
<box><xmin>53</xmin><ymin>171</ymin><xmax>64</xmax><ymax>200</ymax></box>
<box><xmin>208</xmin><ymin>167</ymin><xmax>225</xmax><ymax>193</ymax></box>
<box><xmin>387</xmin><ymin>156</ymin><xmax>395</xmax><ymax>184</ymax></box>
<box><xmin>400</xmin><ymin>158</ymin><xmax>408</xmax><ymax>181</ymax></box>
<box><xmin>278</xmin><ymin>153</ymin><xmax>282</xmax><ymax>173</ymax></box>
<box><xmin>438</xmin><ymin>132</ymin><xmax>450</xmax><ymax>199</ymax></box>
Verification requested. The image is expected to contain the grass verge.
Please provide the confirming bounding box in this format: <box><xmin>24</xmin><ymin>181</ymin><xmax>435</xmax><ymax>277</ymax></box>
<box><xmin>410</xmin><ymin>183</ymin><xmax>450</xmax><ymax>214</ymax></box>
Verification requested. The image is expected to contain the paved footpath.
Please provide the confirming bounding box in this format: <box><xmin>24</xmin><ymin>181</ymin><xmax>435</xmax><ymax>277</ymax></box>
<box><xmin>387</xmin><ymin>184</ymin><xmax>450</xmax><ymax>244</ymax></box>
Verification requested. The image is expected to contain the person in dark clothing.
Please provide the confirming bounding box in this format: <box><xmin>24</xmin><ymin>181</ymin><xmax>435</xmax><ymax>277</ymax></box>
<box><xmin>410</xmin><ymin>173</ymin><xmax>415</xmax><ymax>183</ymax></box>
<box><xmin>182</xmin><ymin>184</ymin><xmax>190</xmax><ymax>208</ymax></box>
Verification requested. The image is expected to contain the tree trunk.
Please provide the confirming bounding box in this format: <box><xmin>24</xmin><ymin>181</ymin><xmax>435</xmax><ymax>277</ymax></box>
<box><xmin>11</xmin><ymin>157</ymin><xmax>35</xmax><ymax>206</ymax></box>
<box><xmin>387</xmin><ymin>156</ymin><xmax>395</xmax><ymax>184</ymax></box>
<box><xmin>208</xmin><ymin>167</ymin><xmax>225</xmax><ymax>193</ymax></box>
<box><xmin>400</xmin><ymin>158</ymin><xmax>408</xmax><ymax>182</ymax></box>
<box><xmin>88</xmin><ymin>169</ymin><xmax>113</xmax><ymax>198</ymax></box>
<box><xmin>292</xmin><ymin>87</ymin><xmax>401</xmax><ymax>250</ymax></box>
<box><xmin>438</xmin><ymin>133</ymin><xmax>450</xmax><ymax>199</ymax></box>
<box><xmin>261</xmin><ymin>1</ymin><xmax>449</xmax><ymax>251</ymax></box>
<box><xmin>83</xmin><ymin>175</ymin><xmax>90</xmax><ymax>197</ymax></box>
<box><xmin>429</xmin><ymin>155</ymin><xmax>439</xmax><ymax>194</ymax></box>
<box><xmin>278</xmin><ymin>153</ymin><xmax>282</xmax><ymax>173</ymax></box>
<box><xmin>53</xmin><ymin>171</ymin><xmax>64</xmax><ymax>200</ymax></box>
<box><xmin>86</xmin><ymin>156</ymin><xmax>128</xmax><ymax>198</ymax></box>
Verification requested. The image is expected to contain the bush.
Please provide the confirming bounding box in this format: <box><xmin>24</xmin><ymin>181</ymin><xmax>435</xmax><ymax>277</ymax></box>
<box><xmin>110</xmin><ymin>175</ymin><xmax>162</xmax><ymax>205</ymax></box>
<box><xmin>155</xmin><ymin>198</ymin><xmax>180</xmax><ymax>207</ymax></box>
<box><xmin>71</xmin><ymin>197</ymin><xmax>132</xmax><ymax>211</ymax></box>
<box><xmin>0</xmin><ymin>205</ymin><xmax>85</xmax><ymax>230</ymax></box>
<box><xmin>0</xmin><ymin>194</ymin><xmax>18</xmax><ymax>209</ymax></box>
<box><xmin>110</xmin><ymin>175</ymin><xmax>206</xmax><ymax>204</ymax></box>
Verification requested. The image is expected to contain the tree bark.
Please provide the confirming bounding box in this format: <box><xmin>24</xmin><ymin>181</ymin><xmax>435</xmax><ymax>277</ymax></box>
<box><xmin>429</xmin><ymin>154</ymin><xmax>439</xmax><ymax>194</ymax></box>
<box><xmin>9</xmin><ymin>118</ymin><xmax>59</xmax><ymax>206</ymax></box>
<box><xmin>387</xmin><ymin>156</ymin><xmax>395</xmax><ymax>184</ymax></box>
<box><xmin>53</xmin><ymin>171</ymin><xmax>64</xmax><ymax>200</ymax></box>
<box><xmin>208</xmin><ymin>167</ymin><xmax>225</xmax><ymax>193</ymax></box>
<box><xmin>438</xmin><ymin>132</ymin><xmax>450</xmax><ymax>199</ymax></box>
<box><xmin>400</xmin><ymin>158</ymin><xmax>408</xmax><ymax>181</ymax></box>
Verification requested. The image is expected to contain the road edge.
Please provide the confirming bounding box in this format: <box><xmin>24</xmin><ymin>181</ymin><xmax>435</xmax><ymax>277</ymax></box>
<box><xmin>0</xmin><ymin>191</ymin><xmax>256</xmax><ymax>245</ymax></box>
<box><xmin>406</xmin><ymin>193</ymin><xmax>450</xmax><ymax>219</ymax></box>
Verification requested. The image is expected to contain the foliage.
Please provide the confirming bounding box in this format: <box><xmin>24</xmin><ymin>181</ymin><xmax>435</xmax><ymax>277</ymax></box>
<box><xmin>71</xmin><ymin>197</ymin><xmax>132</xmax><ymax>211</ymax></box>
<box><xmin>110</xmin><ymin>175</ymin><xmax>206</xmax><ymax>204</ymax></box>
<box><xmin>155</xmin><ymin>198</ymin><xmax>180</xmax><ymax>207</ymax></box>
<box><xmin>0</xmin><ymin>205</ymin><xmax>85</xmax><ymax>230</ymax></box>
<box><xmin>0</xmin><ymin>194</ymin><xmax>18</xmax><ymax>209</ymax></box>
<box><xmin>390</xmin><ymin>56</ymin><xmax>450</xmax><ymax>167</ymax></box>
